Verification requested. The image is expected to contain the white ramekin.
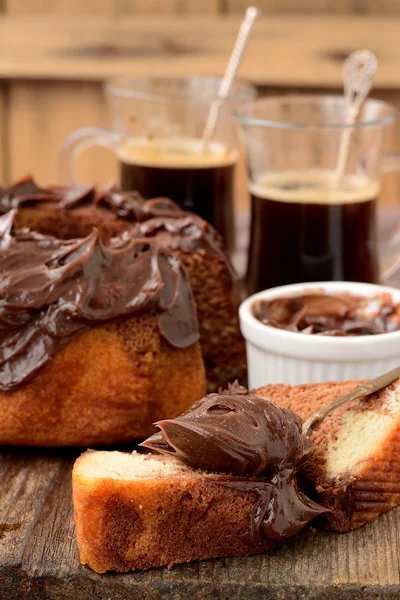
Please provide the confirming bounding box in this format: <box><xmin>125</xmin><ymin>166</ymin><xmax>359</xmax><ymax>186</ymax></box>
<box><xmin>239</xmin><ymin>281</ymin><xmax>400</xmax><ymax>389</ymax></box>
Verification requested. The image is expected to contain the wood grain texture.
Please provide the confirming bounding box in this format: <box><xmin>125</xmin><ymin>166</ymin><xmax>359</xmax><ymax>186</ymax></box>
<box><xmin>2</xmin><ymin>14</ymin><xmax>400</xmax><ymax>205</ymax></box>
<box><xmin>0</xmin><ymin>86</ymin><xmax>8</xmax><ymax>182</ymax></box>
<box><xmin>354</xmin><ymin>0</ymin><xmax>400</xmax><ymax>14</ymax></box>
<box><xmin>4</xmin><ymin>0</ymin><xmax>219</xmax><ymax>14</ymax></box>
<box><xmin>0</xmin><ymin>14</ymin><xmax>400</xmax><ymax>88</ymax></box>
<box><xmin>8</xmin><ymin>0</ymin><xmax>400</xmax><ymax>15</ymax></box>
<box><xmin>0</xmin><ymin>448</ymin><xmax>398</xmax><ymax>599</ymax></box>
<box><xmin>7</xmin><ymin>80</ymin><xmax>117</xmax><ymax>186</ymax></box>
<box><xmin>226</xmin><ymin>0</ymin><xmax>354</xmax><ymax>14</ymax></box>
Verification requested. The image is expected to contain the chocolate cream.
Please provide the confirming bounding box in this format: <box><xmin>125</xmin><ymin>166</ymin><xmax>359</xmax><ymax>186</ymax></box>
<box><xmin>253</xmin><ymin>292</ymin><xmax>400</xmax><ymax>336</ymax></box>
<box><xmin>0</xmin><ymin>175</ymin><xmax>240</xmax><ymax>308</ymax></box>
<box><xmin>141</xmin><ymin>382</ymin><xmax>327</xmax><ymax>547</ymax></box>
<box><xmin>0</xmin><ymin>175</ymin><xmax>94</xmax><ymax>213</ymax></box>
<box><xmin>0</xmin><ymin>210</ymin><xmax>199</xmax><ymax>391</ymax></box>
<box><xmin>0</xmin><ymin>175</ymin><xmax>235</xmax><ymax>275</ymax></box>
<box><xmin>0</xmin><ymin>175</ymin><xmax>186</xmax><ymax>218</ymax></box>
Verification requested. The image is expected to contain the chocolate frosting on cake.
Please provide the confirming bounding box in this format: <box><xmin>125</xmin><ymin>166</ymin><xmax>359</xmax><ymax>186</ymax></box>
<box><xmin>96</xmin><ymin>187</ymin><xmax>183</xmax><ymax>221</ymax></box>
<box><xmin>0</xmin><ymin>176</ymin><xmax>232</xmax><ymax>266</ymax></box>
<box><xmin>0</xmin><ymin>175</ymin><xmax>185</xmax><ymax>221</ymax></box>
<box><xmin>141</xmin><ymin>382</ymin><xmax>327</xmax><ymax>546</ymax></box>
<box><xmin>0</xmin><ymin>210</ymin><xmax>199</xmax><ymax>391</ymax></box>
<box><xmin>0</xmin><ymin>175</ymin><xmax>95</xmax><ymax>213</ymax></box>
<box><xmin>131</xmin><ymin>215</ymin><xmax>230</xmax><ymax>261</ymax></box>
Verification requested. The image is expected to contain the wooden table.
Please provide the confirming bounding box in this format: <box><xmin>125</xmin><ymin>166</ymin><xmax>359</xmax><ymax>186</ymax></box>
<box><xmin>1</xmin><ymin>446</ymin><xmax>399</xmax><ymax>600</ymax></box>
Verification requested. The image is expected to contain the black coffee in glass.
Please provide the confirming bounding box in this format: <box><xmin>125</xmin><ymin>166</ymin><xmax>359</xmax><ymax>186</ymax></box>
<box><xmin>247</xmin><ymin>171</ymin><xmax>379</xmax><ymax>295</ymax></box>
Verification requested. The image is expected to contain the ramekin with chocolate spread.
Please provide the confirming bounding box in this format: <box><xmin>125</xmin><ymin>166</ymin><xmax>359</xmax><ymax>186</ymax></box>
<box><xmin>239</xmin><ymin>282</ymin><xmax>400</xmax><ymax>388</ymax></box>
<box><xmin>252</xmin><ymin>291</ymin><xmax>400</xmax><ymax>337</ymax></box>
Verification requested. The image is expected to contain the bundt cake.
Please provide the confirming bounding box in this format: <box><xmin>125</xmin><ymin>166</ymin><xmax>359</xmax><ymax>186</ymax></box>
<box><xmin>0</xmin><ymin>176</ymin><xmax>246</xmax><ymax>390</ymax></box>
<box><xmin>72</xmin><ymin>384</ymin><xmax>327</xmax><ymax>573</ymax></box>
<box><xmin>0</xmin><ymin>209</ymin><xmax>205</xmax><ymax>446</ymax></box>
<box><xmin>256</xmin><ymin>378</ymin><xmax>400</xmax><ymax>532</ymax></box>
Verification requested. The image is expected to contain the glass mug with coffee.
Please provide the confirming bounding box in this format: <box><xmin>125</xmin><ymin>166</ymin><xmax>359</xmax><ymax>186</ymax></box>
<box><xmin>236</xmin><ymin>95</ymin><xmax>400</xmax><ymax>295</ymax></box>
<box><xmin>59</xmin><ymin>76</ymin><xmax>255</xmax><ymax>254</ymax></box>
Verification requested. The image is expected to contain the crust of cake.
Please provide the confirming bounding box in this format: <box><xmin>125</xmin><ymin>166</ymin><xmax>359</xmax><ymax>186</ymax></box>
<box><xmin>256</xmin><ymin>380</ymin><xmax>400</xmax><ymax>532</ymax></box>
<box><xmin>73</xmin><ymin>451</ymin><xmax>273</xmax><ymax>573</ymax></box>
<box><xmin>15</xmin><ymin>203</ymin><xmax>132</xmax><ymax>241</ymax></box>
<box><xmin>0</xmin><ymin>315</ymin><xmax>205</xmax><ymax>446</ymax></box>
<box><xmin>172</xmin><ymin>248</ymin><xmax>247</xmax><ymax>391</ymax></box>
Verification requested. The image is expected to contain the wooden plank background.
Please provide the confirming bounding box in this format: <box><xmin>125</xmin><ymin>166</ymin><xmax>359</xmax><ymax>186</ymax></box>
<box><xmin>6</xmin><ymin>0</ymin><xmax>400</xmax><ymax>14</ymax></box>
<box><xmin>0</xmin><ymin>6</ymin><xmax>400</xmax><ymax>210</ymax></box>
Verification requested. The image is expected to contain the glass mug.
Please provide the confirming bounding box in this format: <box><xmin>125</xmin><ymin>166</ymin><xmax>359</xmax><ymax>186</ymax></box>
<box><xmin>235</xmin><ymin>95</ymin><xmax>400</xmax><ymax>295</ymax></box>
<box><xmin>58</xmin><ymin>75</ymin><xmax>255</xmax><ymax>254</ymax></box>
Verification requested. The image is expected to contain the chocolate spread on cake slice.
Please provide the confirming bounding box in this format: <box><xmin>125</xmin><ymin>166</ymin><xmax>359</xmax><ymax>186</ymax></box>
<box><xmin>253</xmin><ymin>292</ymin><xmax>400</xmax><ymax>336</ymax></box>
<box><xmin>0</xmin><ymin>210</ymin><xmax>199</xmax><ymax>391</ymax></box>
<box><xmin>141</xmin><ymin>382</ymin><xmax>327</xmax><ymax>548</ymax></box>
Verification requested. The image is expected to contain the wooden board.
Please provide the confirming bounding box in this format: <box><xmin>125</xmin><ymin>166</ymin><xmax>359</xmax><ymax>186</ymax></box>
<box><xmin>8</xmin><ymin>0</ymin><xmax>400</xmax><ymax>15</ymax></box>
<box><xmin>2</xmin><ymin>14</ymin><xmax>400</xmax><ymax>202</ymax></box>
<box><xmin>7</xmin><ymin>80</ymin><xmax>117</xmax><ymax>186</ymax></box>
<box><xmin>0</xmin><ymin>447</ymin><xmax>399</xmax><ymax>600</ymax></box>
<box><xmin>0</xmin><ymin>85</ymin><xmax>7</xmax><ymax>182</ymax></box>
<box><xmin>226</xmin><ymin>0</ymin><xmax>354</xmax><ymax>14</ymax></box>
<box><xmin>1</xmin><ymin>15</ymin><xmax>400</xmax><ymax>88</ymax></box>
<box><xmin>4</xmin><ymin>0</ymin><xmax>219</xmax><ymax>15</ymax></box>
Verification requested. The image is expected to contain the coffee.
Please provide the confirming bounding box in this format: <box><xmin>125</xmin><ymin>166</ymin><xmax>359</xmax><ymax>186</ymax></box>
<box><xmin>118</xmin><ymin>138</ymin><xmax>238</xmax><ymax>252</ymax></box>
<box><xmin>247</xmin><ymin>171</ymin><xmax>380</xmax><ymax>294</ymax></box>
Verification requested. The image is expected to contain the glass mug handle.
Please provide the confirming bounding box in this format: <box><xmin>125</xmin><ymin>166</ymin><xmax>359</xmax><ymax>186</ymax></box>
<box><xmin>380</xmin><ymin>153</ymin><xmax>400</xmax><ymax>281</ymax></box>
<box><xmin>57</xmin><ymin>127</ymin><xmax>121</xmax><ymax>184</ymax></box>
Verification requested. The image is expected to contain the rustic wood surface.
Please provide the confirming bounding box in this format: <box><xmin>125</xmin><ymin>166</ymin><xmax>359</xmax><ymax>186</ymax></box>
<box><xmin>0</xmin><ymin>15</ymin><xmax>400</xmax><ymax>86</ymax></box>
<box><xmin>7</xmin><ymin>0</ymin><xmax>400</xmax><ymax>16</ymax></box>
<box><xmin>0</xmin><ymin>445</ymin><xmax>398</xmax><ymax>600</ymax></box>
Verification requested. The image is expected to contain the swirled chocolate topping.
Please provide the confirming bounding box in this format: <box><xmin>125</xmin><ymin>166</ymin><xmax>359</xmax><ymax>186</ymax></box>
<box><xmin>141</xmin><ymin>382</ymin><xmax>327</xmax><ymax>546</ymax></box>
<box><xmin>0</xmin><ymin>210</ymin><xmax>199</xmax><ymax>390</ymax></box>
<box><xmin>253</xmin><ymin>292</ymin><xmax>400</xmax><ymax>336</ymax></box>
<box><xmin>131</xmin><ymin>215</ymin><xmax>228</xmax><ymax>258</ymax></box>
<box><xmin>0</xmin><ymin>175</ymin><xmax>236</xmax><ymax>269</ymax></box>
<box><xmin>0</xmin><ymin>175</ymin><xmax>95</xmax><ymax>213</ymax></box>
<box><xmin>141</xmin><ymin>381</ymin><xmax>303</xmax><ymax>475</ymax></box>
<box><xmin>96</xmin><ymin>186</ymin><xmax>184</xmax><ymax>221</ymax></box>
<box><xmin>0</xmin><ymin>177</ymin><xmax>232</xmax><ymax>260</ymax></box>
<box><xmin>222</xmin><ymin>470</ymin><xmax>327</xmax><ymax>546</ymax></box>
<box><xmin>0</xmin><ymin>175</ymin><xmax>184</xmax><ymax>220</ymax></box>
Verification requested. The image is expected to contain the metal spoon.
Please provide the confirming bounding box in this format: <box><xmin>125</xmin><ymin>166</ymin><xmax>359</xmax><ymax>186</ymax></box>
<box><xmin>302</xmin><ymin>365</ymin><xmax>400</xmax><ymax>453</ymax></box>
